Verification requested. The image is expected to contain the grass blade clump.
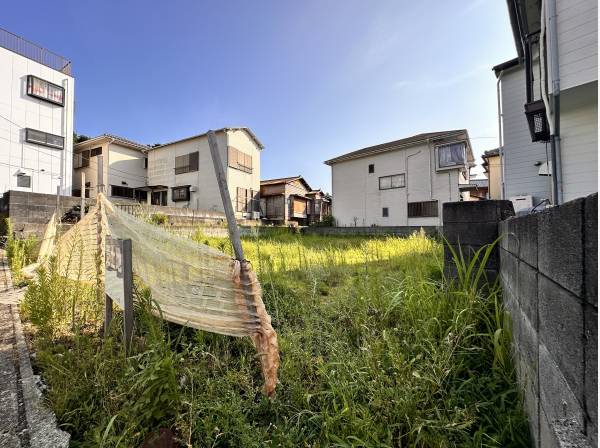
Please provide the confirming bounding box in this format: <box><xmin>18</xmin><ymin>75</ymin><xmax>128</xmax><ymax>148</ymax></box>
<box><xmin>20</xmin><ymin>230</ymin><xmax>529</xmax><ymax>447</ymax></box>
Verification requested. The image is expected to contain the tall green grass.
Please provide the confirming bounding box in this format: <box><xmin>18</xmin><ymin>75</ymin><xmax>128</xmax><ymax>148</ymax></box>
<box><xmin>3</xmin><ymin>218</ymin><xmax>37</xmax><ymax>284</ymax></box>
<box><xmin>21</xmin><ymin>231</ymin><xmax>529</xmax><ymax>447</ymax></box>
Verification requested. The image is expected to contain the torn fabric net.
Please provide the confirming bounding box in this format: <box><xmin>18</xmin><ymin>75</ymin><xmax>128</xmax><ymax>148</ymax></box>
<box><xmin>31</xmin><ymin>194</ymin><xmax>279</xmax><ymax>396</ymax></box>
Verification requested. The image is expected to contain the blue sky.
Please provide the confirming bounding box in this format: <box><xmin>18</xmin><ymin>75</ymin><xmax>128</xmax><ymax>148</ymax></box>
<box><xmin>4</xmin><ymin>0</ymin><xmax>517</xmax><ymax>191</ymax></box>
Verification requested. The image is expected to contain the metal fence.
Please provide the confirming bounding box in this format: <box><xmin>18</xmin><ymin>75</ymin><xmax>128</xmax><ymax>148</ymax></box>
<box><xmin>0</xmin><ymin>27</ymin><xmax>72</xmax><ymax>75</ymax></box>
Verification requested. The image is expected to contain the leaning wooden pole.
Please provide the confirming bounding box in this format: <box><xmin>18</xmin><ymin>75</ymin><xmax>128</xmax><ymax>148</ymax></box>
<box><xmin>207</xmin><ymin>130</ymin><xmax>244</xmax><ymax>260</ymax></box>
<box><xmin>207</xmin><ymin>130</ymin><xmax>279</xmax><ymax>397</ymax></box>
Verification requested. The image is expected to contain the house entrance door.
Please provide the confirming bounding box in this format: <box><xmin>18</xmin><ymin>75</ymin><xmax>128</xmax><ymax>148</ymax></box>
<box><xmin>151</xmin><ymin>190</ymin><xmax>167</xmax><ymax>206</ymax></box>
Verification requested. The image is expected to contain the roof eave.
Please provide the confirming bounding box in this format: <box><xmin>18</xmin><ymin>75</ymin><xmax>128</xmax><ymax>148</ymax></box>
<box><xmin>324</xmin><ymin>130</ymin><xmax>470</xmax><ymax>165</ymax></box>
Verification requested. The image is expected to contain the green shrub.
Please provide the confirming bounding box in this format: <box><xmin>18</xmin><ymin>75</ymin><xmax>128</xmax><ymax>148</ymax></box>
<box><xmin>4</xmin><ymin>218</ymin><xmax>37</xmax><ymax>283</ymax></box>
<box><xmin>148</xmin><ymin>213</ymin><xmax>168</xmax><ymax>226</ymax></box>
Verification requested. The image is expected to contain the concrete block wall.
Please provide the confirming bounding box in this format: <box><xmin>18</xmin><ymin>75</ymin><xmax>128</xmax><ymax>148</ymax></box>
<box><xmin>301</xmin><ymin>225</ymin><xmax>441</xmax><ymax>237</ymax></box>
<box><xmin>498</xmin><ymin>193</ymin><xmax>597</xmax><ymax>448</ymax></box>
<box><xmin>442</xmin><ymin>200</ymin><xmax>515</xmax><ymax>282</ymax></box>
<box><xmin>0</xmin><ymin>190</ymin><xmax>93</xmax><ymax>239</ymax></box>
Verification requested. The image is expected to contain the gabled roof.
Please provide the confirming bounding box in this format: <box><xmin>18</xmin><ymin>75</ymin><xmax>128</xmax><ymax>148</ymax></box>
<box><xmin>481</xmin><ymin>148</ymin><xmax>500</xmax><ymax>173</ymax></box>
<box><xmin>324</xmin><ymin>129</ymin><xmax>474</xmax><ymax>166</ymax></box>
<box><xmin>482</xmin><ymin>148</ymin><xmax>500</xmax><ymax>158</ymax></box>
<box><xmin>148</xmin><ymin>127</ymin><xmax>264</xmax><ymax>151</ymax></box>
<box><xmin>261</xmin><ymin>176</ymin><xmax>312</xmax><ymax>191</ymax></box>
<box><xmin>74</xmin><ymin>134</ymin><xmax>149</xmax><ymax>152</ymax></box>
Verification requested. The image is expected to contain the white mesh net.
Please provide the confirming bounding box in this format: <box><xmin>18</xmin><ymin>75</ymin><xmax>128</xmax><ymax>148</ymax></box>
<box><xmin>30</xmin><ymin>194</ymin><xmax>279</xmax><ymax>396</ymax></box>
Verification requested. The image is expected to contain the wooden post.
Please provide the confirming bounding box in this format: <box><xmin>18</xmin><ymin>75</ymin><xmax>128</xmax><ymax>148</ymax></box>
<box><xmin>122</xmin><ymin>239</ymin><xmax>134</xmax><ymax>353</ymax></box>
<box><xmin>207</xmin><ymin>130</ymin><xmax>245</xmax><ymax>260</ymax></box>
<box><xmin>80</xmin><ymin>171</ymin><xmax>86</xmax><ymax>220</ymax></box>
<box><xmin>104</xmin><ymin>293</ymin><xmax>112</xmax><ymax>337</ymax></box>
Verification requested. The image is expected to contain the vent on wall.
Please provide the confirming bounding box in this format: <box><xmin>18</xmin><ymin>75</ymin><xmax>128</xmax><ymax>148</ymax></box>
<box><xmin>524</xmin><ymin>100</ymin><xmax>550</xmax><ymax>142</ymax></box>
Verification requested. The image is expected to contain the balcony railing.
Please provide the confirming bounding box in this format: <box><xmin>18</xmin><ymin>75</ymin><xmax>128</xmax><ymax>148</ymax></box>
<box><xmin>0</xmin><ymin>27</ymin><xmax>72</xmax><ymax>75</ymax></box>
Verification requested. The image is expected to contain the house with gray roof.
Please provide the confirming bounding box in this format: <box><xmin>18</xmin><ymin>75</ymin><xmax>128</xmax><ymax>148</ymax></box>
<box><xmin>324</xmin><ymin>130</ymin><xmax>474</xmax><ymax>227</ymax></box>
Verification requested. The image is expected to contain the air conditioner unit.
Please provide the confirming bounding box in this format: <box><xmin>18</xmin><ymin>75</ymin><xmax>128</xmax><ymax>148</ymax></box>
<box><xmin>510</xmin><ymin>195</ymin><xmax>533</xmax><ymax>213</ymax></box>
<box><xmin>252</xmin><ymin>211</ymin><xmax>260</xmax><ymax>220</ymax></box>
<box><xmin>242</xmin><ymin>212</ymin><xmax>250</xmax><ymax>218</ymax></box>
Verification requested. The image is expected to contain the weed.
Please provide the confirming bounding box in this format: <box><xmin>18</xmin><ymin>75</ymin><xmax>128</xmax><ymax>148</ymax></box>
<box><xmin>21</xmin><ymin>232</ymin><xmax>529</xmax><ymax>447</ymax></box>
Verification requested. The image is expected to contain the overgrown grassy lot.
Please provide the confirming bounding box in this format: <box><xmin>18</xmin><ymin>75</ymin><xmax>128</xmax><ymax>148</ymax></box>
<box><xmin>20</xmin><ymin>230</ymin><xmax>530</xmax><ymax>447</ymax></box>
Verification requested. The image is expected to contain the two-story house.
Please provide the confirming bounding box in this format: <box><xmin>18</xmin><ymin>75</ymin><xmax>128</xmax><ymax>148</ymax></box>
<box><xmin>324</xmin><ymin>130</ymin><xmax>474</xmax><ymax>227</ymax></box>
<box><xmin>259</xmin><ymin>176</ymin><xmax>331</xmax><ymax>225</ymax></box>
<box><xmin>146</xmin><ymin>127</ymin><xmax>262</xmax><ymax>218</ymax></box>
<box><xmin>72</xmin><ymin>134</ymin><xmax>148</xmax><ymax>200</ymax></box>
<box><xmin>0</xmin><ymin>27</ymin><xmax>74</xmax><ymax>196</ymax></box>
<box><xmin>493</xmin><ymin>0</ymin><xmax>597</xmax><ymax>207</ymax></box>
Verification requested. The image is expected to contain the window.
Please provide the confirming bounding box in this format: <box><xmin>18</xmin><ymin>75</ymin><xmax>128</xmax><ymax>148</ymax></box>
<box><xmin>236</xmin><ymin>188</ymin><xmax>258</xmax><ymax>213</ymax></box>
<box><xmin>111</xmin><ymin>185</ymin><xmax>134</xmax><ymax>198</ymax></box>
<box><xmin>17</xmin><ymin>175</ymin><xmax>31</xmax><ymax>188</ymax></box>
<box><xmin>408</xmin><ymin>200</ymin><xmax>438</xmax><ymax>218</ymax></box>
<box><xmin>90</xmin><ymin>147</ymin><xmax>102</xmax><ymax>157</ymax></box>
<box><xmin>382</xmin><ymin>207</ymin><xmax>389</xmax><ymax>217</ymax></box>
<box><xmin>25</xmin><ymin>128</ymin><xmax>64</xmax><ymax>149</ymax></box>
<box><xmin>73</xmin><ymin>150</ymin><xmax>91</xmax><ymax>169</ymax></box>
<box><xmin>437</xmin><ymin>142</ymin><xmax>466</xmax><ymax>169</ymax></box>
<box><xmin>144</xmin><ymin>158</ymin><xmax>148</xmax><ymax>169</ymax></box>
<box><xmin>175</xmin><ymin>152</ymin><xmax>199</xmax><ymax>174</ymax></box>
<box><xmin>228</xmin><ymin>147</ymin><xmax>253</xmax><ymax>173</ymax></box>
<box><xmin>368</xmin><ymin>164</ymin><xmax>374</xmax><ymax>174</ymax></box>
<box><xmin>379</xmin><ymin>174</ymin><xmax>405</xmax><ymax>190</ymax></box>
<box><xmin>172</xmin><ymin>186</ymin><xmax>190</xmax><ymax>202</ymax></box>
<box><xmin>26</xmin><ymin>75</ymin><xmax>65</xmax><ymax>106</ymax></box>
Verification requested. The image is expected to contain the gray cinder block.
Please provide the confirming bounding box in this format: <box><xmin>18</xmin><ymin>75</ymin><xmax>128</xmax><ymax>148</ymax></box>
<box><xmin>518</xmin><ymin>262</ymin><xmax>539</xmax><ymax>329</ymax></box>
<box><xmin>584</xmin><ymin>305</ymin><xmax>597</xmax><ymax>438</ymax></box>
<box><xmin>539</xmin><ymin>344</ymin><xmax>584</xmax><ymax>425</ymax></box>
<box><xmin>584</xmin><ymin>194</ymin><xmax>597</xmax><ymax>306</ymax></box>
<box><xmin>500</xmin><ymin>249</ymin><xmax>518</xmax><ymax>294</ymax></box>
<box><xmin>516</xmin><ymin>213</ymin><xmax>539</xmax><ymax>268</ymax></box>
<box><xmin>538</xmin><ymin>275</ymin><xmax>585</xmax><ymax>402</ymax></box>
<box><xmin>442</xmin><ymin>200</ymin><xmax>514</xmax><ymax>224</ymax></box>
<box><xmin>443</xmin><ymin>222</ymin><xmax>501</xmax><ymax>246</ymax></box>
<box><xmin>538</xmin><ymin>198</ymin><xmax>585</xmax><ymax>297</ymax></box>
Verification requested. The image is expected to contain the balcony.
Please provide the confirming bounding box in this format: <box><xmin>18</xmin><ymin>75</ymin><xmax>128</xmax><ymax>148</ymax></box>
<box><xmin>0</xmin><ymin>27</ymin><xmax>72</xmax><ymax>75</ymax></box>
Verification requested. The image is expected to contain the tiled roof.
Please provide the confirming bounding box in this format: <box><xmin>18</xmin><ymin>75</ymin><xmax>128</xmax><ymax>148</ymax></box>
<box><xmin>324</xmin><ymin>129</ymin><xmax>471</xmax><ymax>165</ymax></box>
<box><xmin>74</xmin><ymin>134</ymin><xmax>149</xmax><ymax>152</ymax></box>
<box><xmin>149</xmin><ymin>127</ymin><xmax>264</xmax><ymax>150</ymax></box>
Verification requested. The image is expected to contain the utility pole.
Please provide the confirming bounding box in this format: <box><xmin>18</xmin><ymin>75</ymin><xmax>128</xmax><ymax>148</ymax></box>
<box><xmin>207</xmin><ymin>130</ymin><xmax>244</xmax><ymax>260</ymax></box>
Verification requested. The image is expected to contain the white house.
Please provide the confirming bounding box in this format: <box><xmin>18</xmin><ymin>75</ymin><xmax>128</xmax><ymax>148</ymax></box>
<box><xmin>73</xmin><ymin>134</ymin><xmax>148</xmax><ymax>200</ymax></box>
<box><xmin>324</xmin><ymin>130</ymin><xmax>474</xmax><ymax>227</ymax></box>
<box><xmin>0</xmin><ymin>27</ymin><xmax>74</xmax><ymax>196</ymax></box>
<box><xmin>146</xmin><ymin>127</ymin><xmax>262</xmax><ymax>218</ymax></box>
<box><xmin>493</xmin><ymin>0</ymin><xmax>597</xmax><ymax>209</ymax></box>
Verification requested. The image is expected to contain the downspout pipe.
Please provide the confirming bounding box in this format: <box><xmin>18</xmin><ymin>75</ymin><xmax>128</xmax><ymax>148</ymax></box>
<box><xmin>541</xmin><ymin>0</ymin><xmax>562</xmax><ymax>204</ymax></box>
<box><xmin>496</xmin><ymin>71</ymin><xmax>506</xmax><ymax>200</ymax></box>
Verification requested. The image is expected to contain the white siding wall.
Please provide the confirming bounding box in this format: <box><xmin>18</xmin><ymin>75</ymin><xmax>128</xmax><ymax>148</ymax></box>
<box><xmin>0</xmin><ymin>47</ymin><xmax>74</xmax><ymax>196</ymax></box>
<box><xmin>554</xmin><ymin>0</ymin><xmax>598</xmax><ymax>92</ymax></box>
<box><xmin>72</xmin><ymin>142</ymin><xmax>107</xmax><ymax>198</ymax></box>
<box><xmin>500</xmin><ymin>66</ymin><xmax>553</xmax><ymax>204</ymax></box>
<box><xmin>107</xmin><ymin>144</ymin><xmax>147</xmax><ymax>192</ymax></box>
<box><xmin>226</xmin><ymin>129</ymin><xmax>261</xmax><ymax>216</ymax></box>
<box><xmin>559</xmin><ymin>82</ymin><xmax>598</xmax><ymax>202</ymax></box>
<box><xmin>147</xmin><ymin>131</ymin><xmax>261</xmax><ymax>216</ymax></box>
<box><xmin>331</xmin><ymin>142</ymin><xmax>461</xmax><ymax>227</ymax></box>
